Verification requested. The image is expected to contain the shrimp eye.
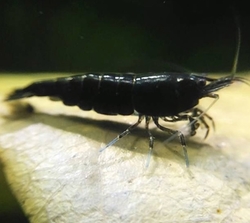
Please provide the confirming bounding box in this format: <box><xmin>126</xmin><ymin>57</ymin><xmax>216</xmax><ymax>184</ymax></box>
<box><xmin>198</xmin><ymin>79</ymin><xmax>206</xmax><ymax>87</ymax></box>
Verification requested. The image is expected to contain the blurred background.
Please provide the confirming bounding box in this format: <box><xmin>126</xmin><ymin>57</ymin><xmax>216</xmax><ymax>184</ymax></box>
<box><xmin>0</xmin><ymin>1</ymin><xmax>250</xmax><ymax>222</ymax></box>
<box><xmin>1</xmin><ymin>0</ymin><xmax>250</xmax><ymax>73</ymax></box>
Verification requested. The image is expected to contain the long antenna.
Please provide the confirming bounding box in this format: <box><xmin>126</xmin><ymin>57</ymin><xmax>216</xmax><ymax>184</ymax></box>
<box><xmin>231</xmin><ymin>15</ymin><xmax>241</xmax><ymax>77</ymax></box>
